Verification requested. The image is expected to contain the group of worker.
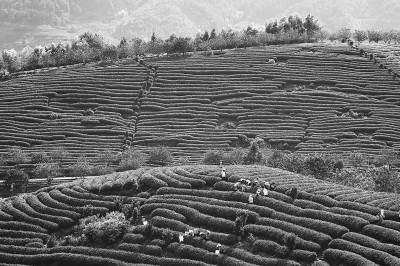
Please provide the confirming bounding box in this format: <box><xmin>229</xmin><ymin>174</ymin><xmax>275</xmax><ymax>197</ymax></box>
<box><xmin>181</xmin><ymin>228</ymin><xmax>211</xmax><ymax>241</ymax></box>
<box><xmin>179</xmin><ymin>229</ymin><xmax>222</xmax><ymax>255</ymax></box>
<box><xmin>220</xmin><ymin>166</ymin><xmax>277</xmax><ymax>204</ymax></box>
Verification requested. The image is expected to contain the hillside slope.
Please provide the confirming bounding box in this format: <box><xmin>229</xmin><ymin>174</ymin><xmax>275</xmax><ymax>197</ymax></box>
<box><xmin>1</xmin><ymin>42</ymin><xmax>399</xmax><ymax>175</ymax></box>
<box><xmin>1</xmin><ymin>165</ymin><xmax>400</xmax><ymax>265</ymax></box>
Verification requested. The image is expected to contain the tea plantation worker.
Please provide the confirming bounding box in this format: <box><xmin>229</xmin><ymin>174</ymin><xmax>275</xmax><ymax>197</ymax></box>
<box><xmin>215</xmin><ymin>244</ymin><xmax>221</xmax><ymax>255</ymax></box>
<box><xmin>134</xmin><ymin>55</ymin><xmax>139</xmax><ymax>62</ymax></box>
<box><xmin>262</xmin><ymin>186</ymin><xmax>269</xmax><ymax>197</ymax></box>
<box><xmin>373</xmin><ymin>209</ymin><xmax>385</xmax><ymax>225</ymax></box>
<box><xmin>234</xmin><ymin>182</ymin><xmax>241</xmax><ymax>191</ymax></box>
<box><xmin>205</xmin><ymin>230</ymin><xmax>211</xmax><ymax>240</ymax></box>
<box><xmin>256</xmin><ymin>188</ymin><xmax>262</xmax><ymax>197</ymax></box>
<box><xmin>179</xmin><ymin>233</ymin><xmax>184</xmax><ymax>243</ymax></box>
<box><xmin>288</xmin><ymin>187</ymin><xmax>298</xmax><ymax>201</ymax></box>
<box><xmin>267</xmin><ymin>58</ymin><xmax>276</xmax><ymax>64</ymax></box>
<box><xmin>234</xmin><ymin>216</ymin><xmax>244</xmax><ymax>236</ymax></box>
<box><xmin>252</xmin><ymin>178</ymin><xmax>260</xmax><ymax>188</ymax></box>
<box><xmin>248</xmin><ymin>194</ymin><xmax>254</xmax><ymax>204</ymax></box>
<box><xmin>220</xmin><ymin>168</ymin><xmax>227</xmax><ymax>181</ymax></box>
<box><xmin>270</xmin><ymin>182</ymin><xmax>277</xmax><ymax>191</ymax></box>
<box><xmin>199</xmin><ymin>231</ymin><xmax>205</xmax><ymax>239</ymax></box>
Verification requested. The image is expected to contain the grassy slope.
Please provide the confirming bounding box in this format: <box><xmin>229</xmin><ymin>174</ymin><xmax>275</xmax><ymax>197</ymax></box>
<box><xmin>1</xmin><ymin>165</ymin><xmax>400</xmax><ymax>265</ymax></box>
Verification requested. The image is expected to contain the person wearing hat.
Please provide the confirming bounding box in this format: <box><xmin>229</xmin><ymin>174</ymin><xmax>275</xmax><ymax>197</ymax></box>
<box><xmin>234</xmin><ymin>182</ymin><xmax>240</xmax><ymax>191</ymax></box>
<box><xmin>263</xmin><ymin>186</ymin><xmax>269</xmax><ymax>197</ymax></box>
<box><xmin>215</xmin><ymin>244</ymin><xmax>221</xmax><ymax>255</ymax></box>
<box><xmin>374</xmin><ymin>209</ymin><xmax>385</xmax><ymax>225</ymax></box>
<box><xmin>248</xmin><ymin>194</ymin><xmax>254</xmax><ymax>204</ymax></box>
<box><xmin>256</xmin><ymin>188</ymin><xmax>262</xmax><ymax>198</ymax></box>
<box><xmin>220</xmin><ymin>168</ymin><xmax>227</xmax><ymax>181</ymax></box>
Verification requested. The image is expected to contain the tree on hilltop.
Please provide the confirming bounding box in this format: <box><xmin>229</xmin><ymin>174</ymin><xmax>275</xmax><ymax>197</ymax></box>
<box><xmin>202</xmin><ymin>31</ymin><xmax>210</xmax><ymax>41</ymax></box>
<box><xmin>303</xmin><ymin>14</ymin><xmax>320</xmax><ymax>38</ymax></box>
<box><xmin>210</xmin><ymin>29</ymin><xmax>216</xmax><ymax>39</ymax></box>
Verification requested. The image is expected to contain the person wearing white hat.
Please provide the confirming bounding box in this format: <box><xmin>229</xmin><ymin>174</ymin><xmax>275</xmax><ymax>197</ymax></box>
<box><xmin>220</xmin><ymin>168</ymin><xmax>227</xmax><ymax>181</ymax></box>
<box><xmin>263</xmin><ymin>187</ymin><xmax>269</xmax><ymax>197</ymax></box>
<box><xmin>248</xmin><ymin>194</ymin><xmax>254</xmax><ymax>204</ymax></box>
<box><xmin>215</xmin><ymin>244</ymin><xmax>221</xmax><ymax>255</ymax></box>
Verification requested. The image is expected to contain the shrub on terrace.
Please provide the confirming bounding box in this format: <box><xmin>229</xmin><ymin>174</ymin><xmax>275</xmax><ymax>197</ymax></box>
<box><xmin>372</xmin><ymin>148</ymin><xmax>399</xmax><ymax>169</ymax></box>
<box><xmin>74</xmin><ymin>211</ymin><xmax>129</xmax><ymax>245</ymax></box>
<box><xmin>371</xmin><ymin>166</ymin><xmax>400</xmax><ymax>193</ymax></box>
<box><xmin>348</xmin><ymin>152</ymin><xmax>368</xmax><ymax>168</ymax></box>
<box><xmin>33</xmin><ymin>162</ymin><xmax>62</xmax><ymax>186</ymax></box>
<box><xmin>69</xmin><ymin>156</ymin><xmax>93</xmax><ymax>177</ymax></box>
<box><xmin>7</xmin><ymin>146</ymin><xmax>30</xmax><ymax>164</ymax></box>
<box><xmin>203</xmin><ymin>150</ymin><xmax>225</xmax><ymax>165</ymax></box>
<box><xmin>244</xmin><ymin>142</ymin><xmax>264</xmax><ymax>164</ymax></box>
<box><xmin>267</xmin><ymin>150</ymin><xmax>304</xmax><ymax>174</ymax></box>
<box><xmin>92</xmin><ymin>165</ymin><xmax>116</xmax><ymax>176</ymax></box>
<box><xmin>48</xmin><ymin>147</ymin><xmax>68</xmax><ymax>164</ymax></box>
<box><xmin>303</xmin><ymin>153</ymin><xmax>338</xmax><ymax>180</ymax></box>
<box><xmin>118</xmin><ymin>148</ymin><xmax>145</xmax><ymax>171</ymax></box>
<box><xmin>148</xmin><ymin>146</ymin><xmax>173</xmax><ymax>166</ymax></box>
<box><xmin>329</xmin><ymin>167</ymin><xmax>374</xmax><ymax>191</ymax></box>
<box><xmin>31</xmin><ymin>151</ymin><xmax>51</xmax><ymax>164</ymax></box>
<box><xmin>96</xmin><ymin>149</ymin><xmax>119</xmax><ymax>166</ymax></box>
<box><xmin>5</xmin><ymin>166</ymin><xmax>29</xmax><ymax>192</ymax></box>
<box><xmin>224</xmin><ymin>148</ymin><xmax>245</xmax><ymax>165</ymax></box>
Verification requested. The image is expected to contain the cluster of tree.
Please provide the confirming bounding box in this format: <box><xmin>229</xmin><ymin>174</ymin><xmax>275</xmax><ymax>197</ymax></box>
<box><xmin>331</xmin><ymin>28</ymin><xmax>400</xmax><ymax>44</ymax></box>
<box><xmin>0</xmin><ymin>14</ymin><xmax>326</xmax><ymax>80</ymax></box>
<box><xmin>204</xmin><ymin>137</ymin><xmax>400</xmax><ymax>193</ymax></box>
<box><xmin>0</xmin><ymin>145</ymin><xmax>173</xmax><ymax>195</ymax></box>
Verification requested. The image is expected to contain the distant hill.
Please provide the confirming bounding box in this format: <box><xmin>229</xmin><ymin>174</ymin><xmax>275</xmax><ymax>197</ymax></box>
<box><xmin>1</xmin><ymin>0</ymin><xmax>400</xmax><ymax>50</ymax></box>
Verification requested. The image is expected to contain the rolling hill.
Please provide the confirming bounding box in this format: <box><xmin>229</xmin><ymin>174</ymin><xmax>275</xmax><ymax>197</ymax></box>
<box><xmin>0</xmin><ymin>42</ymin><xmax>400</xmax><ymax>177</ymax></box>
<box><xmin>1</xmin><ymin>41</ymin><xmax>400</xmax><ymax>265</ymax></box>
<box><xmin>1</xmin><ymin>165</ymin><xmax>400</xmax><ymax>265</ymax></box>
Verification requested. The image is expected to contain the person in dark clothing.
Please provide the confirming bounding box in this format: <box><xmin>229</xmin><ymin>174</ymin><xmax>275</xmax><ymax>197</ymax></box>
<box><xmin>270</xmin><ymin>182</ymin><xmax>277</xmax><ymax>191</ymax></box>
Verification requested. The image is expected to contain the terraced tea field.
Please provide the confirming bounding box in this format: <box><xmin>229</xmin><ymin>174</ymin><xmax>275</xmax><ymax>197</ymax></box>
<box><xmin>1</xmin><ymin>42</ymin><xmax>400</xmax><ymax>174</ymax></box>
<box><xmin>1</xmin><ymin>165</ymin><xmax>400</xmax><ymax>265</ymax></box>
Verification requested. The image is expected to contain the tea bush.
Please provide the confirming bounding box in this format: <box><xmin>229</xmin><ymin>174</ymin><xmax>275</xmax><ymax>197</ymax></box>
<box><xmin>148</xmin><ymin>146</ymin><xmax>173</xmax><ymax>166</ymax></box>
<box><xmin>118</xmin><ymin>148</ymin><xmax>145</xmax><ymax>171</ymax></box>
<box><xmin>75</xmin><ymin>211</ymin><xmax>129</xmax><ymax>245</ymax></box>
